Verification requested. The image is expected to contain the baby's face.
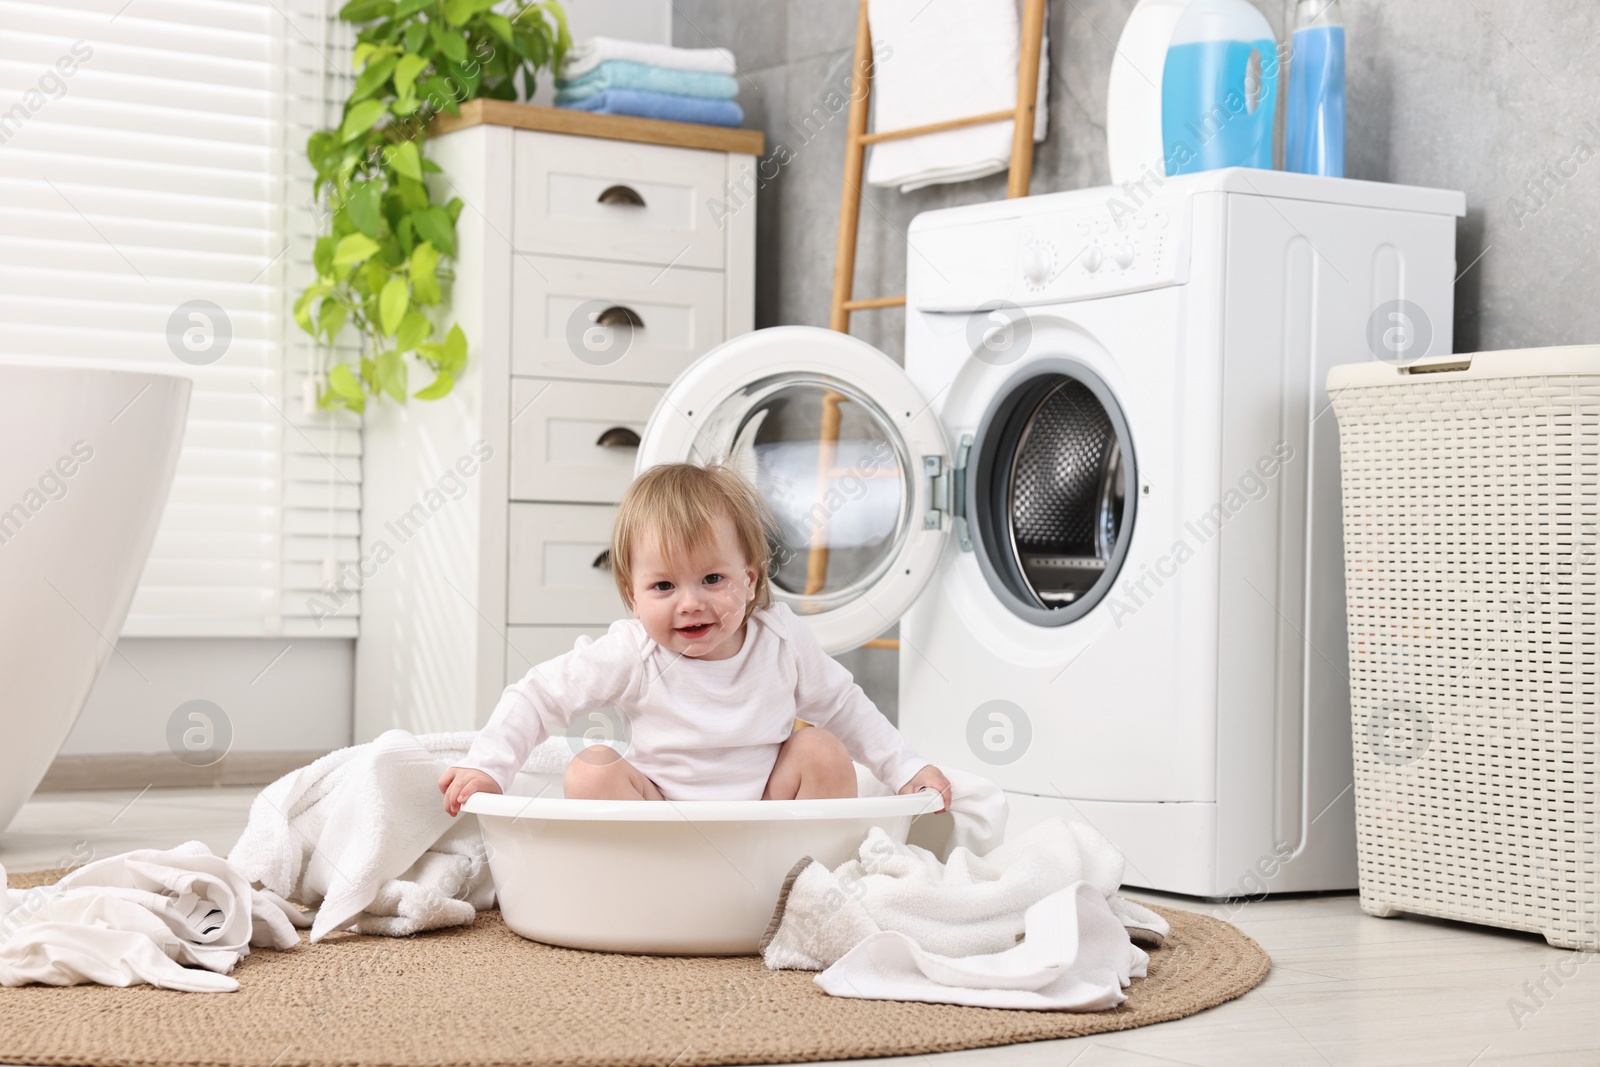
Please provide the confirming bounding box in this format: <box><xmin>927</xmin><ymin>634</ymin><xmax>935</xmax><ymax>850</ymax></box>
<box><xmin>629</xmin><ymin>512</ymin><xmax>758</xmax><ymax>660</ymax></box>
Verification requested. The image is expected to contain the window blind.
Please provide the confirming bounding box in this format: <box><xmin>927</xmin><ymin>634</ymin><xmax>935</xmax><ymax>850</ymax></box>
<box><xmin>0</xmin><ymin>0</ymin><xmax>361</xmax><ymax>638</ymax></box>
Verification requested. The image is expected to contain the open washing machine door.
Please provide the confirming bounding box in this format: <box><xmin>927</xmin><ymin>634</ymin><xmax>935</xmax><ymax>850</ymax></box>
<box><xmin>635</xmin><ymin>326</ymin><xmax>952</xmax><ymax>654</ymax></box>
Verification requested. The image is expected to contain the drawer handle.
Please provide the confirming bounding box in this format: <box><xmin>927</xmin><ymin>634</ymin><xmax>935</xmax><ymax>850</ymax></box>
<box><xmin>596</xmin><ymin>426</ymin><xmax>641</xmax><ymax>449</ymax></box>
<box><xmin>592</xmin><ymin>548</ymin><xmax>612</xmax><ymax>571</ymax></box>
<box><xmin>597</xmin><ymin>184</ymin><xmax>646</xmax><ymax>207</ymax></box>
<box><xmin>594</xmin><ymin>305</ymin><xmax>644</xmax><ymax>329</ymax></box>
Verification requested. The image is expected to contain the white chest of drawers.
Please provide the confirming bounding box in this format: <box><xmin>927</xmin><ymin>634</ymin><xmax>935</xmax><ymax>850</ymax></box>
<box><xmin>353</xmin><ymin>102</ymin><xmax>760</xmax><ymax>739</ymax></box>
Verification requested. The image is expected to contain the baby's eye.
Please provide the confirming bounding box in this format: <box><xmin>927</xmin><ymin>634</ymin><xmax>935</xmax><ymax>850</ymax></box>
<box><xmin>703</xmin><ymin>573</ymin><xmax>724</xmax><ymax>586</ymax></box>
<box><xmin>651</xmin><ymin>580</ymin><xmax>674</xmax><ymax>592</ymax></box>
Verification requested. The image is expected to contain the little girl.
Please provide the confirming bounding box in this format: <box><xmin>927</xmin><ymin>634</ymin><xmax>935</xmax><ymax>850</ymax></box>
<box><xmin>439</xmin><ymin>462</ymin><xmax>951</xmax><ymax>814</ymax></box>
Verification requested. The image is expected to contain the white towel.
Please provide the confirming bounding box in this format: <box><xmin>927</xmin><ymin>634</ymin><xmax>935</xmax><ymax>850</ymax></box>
<box><xmin>0</xmin><ymin>841</ymin><xmax>303</xmax><ymax>992</ymax></box>
<box><xmin>560</xmin><ymin>36</ymin><xmax>738</xmax><ymax>80</ymax></box>
<box><xmin>816</xmin><ymin>881</ymin><xmax>1149</xmax><ymax>1010</ymax></box>
<box><xmin>865</xmin><ymin>0</ymin><xmax>1050</xmax><ymax>192</ymax></box>
<box><xmin>227</xmin><ymin>729</ymin><xmax>572</xmax><ymax>943</ymax></box>
<box><xmin>761</xmin><ymin>816</ymin><xmax>1169</xmax><ymax>972</ymax></box>
<box><xmin>854</xmin><ymin>762</ymin><xmax>1008</xmax><ymax>858</ymax></box>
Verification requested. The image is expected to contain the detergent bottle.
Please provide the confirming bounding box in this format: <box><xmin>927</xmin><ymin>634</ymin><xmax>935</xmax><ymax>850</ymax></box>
<box><xmin>1107</xmin><ymin>0</ymin><xmax>1281</xmax><ymax>182</ymax></box>
<box><xmin>1284</xmin><ymin>0</ymin><xmax>1346</xmax><ymax>176</ymax></box>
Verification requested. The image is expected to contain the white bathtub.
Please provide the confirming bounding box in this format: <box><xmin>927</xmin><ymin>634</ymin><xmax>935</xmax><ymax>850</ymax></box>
<box><xmin>465</xmin><ymin>787</ymin><xmax>942</xmax><ymax>955</ymax></box>
<box><xmin>0</xmin><ymin>361</ymin><xmax>190</xmax><ymax>830</ymax></box>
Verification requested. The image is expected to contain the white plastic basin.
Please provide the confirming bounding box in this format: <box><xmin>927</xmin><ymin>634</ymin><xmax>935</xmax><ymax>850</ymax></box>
<box><xmin>463</xmin><ymin>789</ymin><xmax>942</xmax><ymax>955</ymax></box>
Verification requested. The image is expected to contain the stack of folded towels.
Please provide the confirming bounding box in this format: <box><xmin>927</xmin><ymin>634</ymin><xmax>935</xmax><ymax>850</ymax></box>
<box><xmin>555</xmin><ymin>36</ymin><xmax>744</xmax><ymax>128</ymax></box>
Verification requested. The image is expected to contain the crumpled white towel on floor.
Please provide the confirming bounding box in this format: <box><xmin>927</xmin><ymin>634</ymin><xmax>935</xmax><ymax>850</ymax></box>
<box><xmin>816</xmin><ymin>881</ymin><xmax>1149</xmax><ymax>1010</ymax></box>
<box><xmin>761</xmin><ymin>816</ymin><xmax>1169</xmax><ymax>972</ymax></box>
<box><xmin>864</xmin><ymin>0</ymin><xmax>1050</xmax><ymax>192</ymax></box>
<box><xmin>0</xmin><ymin>841</ymin><xmax>303</xmax><ymax>992</ymax></box>
<box><xmin>227</xmin><ymin>728</ymin><xmax>573</xmax><ymax>943</ymax></box>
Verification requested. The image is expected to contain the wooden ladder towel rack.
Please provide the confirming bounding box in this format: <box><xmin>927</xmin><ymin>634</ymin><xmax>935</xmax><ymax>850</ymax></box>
<box><xmin>812</xmin><ymin>0</ymin><xmax>1047</xmax><ymax>651</ymax></box>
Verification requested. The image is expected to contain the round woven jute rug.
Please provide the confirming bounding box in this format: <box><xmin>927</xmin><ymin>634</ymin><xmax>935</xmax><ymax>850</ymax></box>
<box><xmin>0</xmin><ymin>867</ymin><xmax>1268</xmax><ymax>1067</ymax></box>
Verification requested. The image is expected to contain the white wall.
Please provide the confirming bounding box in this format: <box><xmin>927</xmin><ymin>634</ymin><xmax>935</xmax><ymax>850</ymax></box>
<box><xmin>61</xmin><ymin>639</ymin><xmax>353</xmax><ymax>756</ymax></box>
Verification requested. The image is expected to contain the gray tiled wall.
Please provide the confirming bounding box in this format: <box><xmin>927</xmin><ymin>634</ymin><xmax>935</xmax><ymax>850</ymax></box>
<box><xmin>674</xmin><ymin>0</ymin><xmax>1600</xmax><ymax>717</ymax></box>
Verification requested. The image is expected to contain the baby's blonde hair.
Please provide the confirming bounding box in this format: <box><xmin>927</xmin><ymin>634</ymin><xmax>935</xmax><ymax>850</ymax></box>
<box><xmin>611</xmin><ymin>462</ymin><xmax>775</xmax><ymax>613</ymax></box>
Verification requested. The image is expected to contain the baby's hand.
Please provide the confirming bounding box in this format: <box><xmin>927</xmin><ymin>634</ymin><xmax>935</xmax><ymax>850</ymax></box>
<box><xmin>438</xmin><ymin>766</ymin><xmax>502</xmax><ymax>817</ymax></box>
<box><xmin>900</xmin><ymin>765</ymin><xmax>952</xmax><ymax>813</ymax></box>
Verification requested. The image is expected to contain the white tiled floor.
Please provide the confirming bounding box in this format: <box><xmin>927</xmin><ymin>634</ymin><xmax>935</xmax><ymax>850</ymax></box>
<box><xmin>4</xmin><ymin>787</ymin><xmax>1598</xmax><ymax>1066</ymax></box>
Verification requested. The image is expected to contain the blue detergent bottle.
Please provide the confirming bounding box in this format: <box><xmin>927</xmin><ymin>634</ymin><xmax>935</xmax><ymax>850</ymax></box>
<box><xmin>1285</xmin><ymin>0</ymin><xmax>1346</xmax><ymax>176</ymax></box>
<box><xmin>1160</xmin><ymin>0</ymin><xmax>1280</xmax><ymax>175</ymax></box>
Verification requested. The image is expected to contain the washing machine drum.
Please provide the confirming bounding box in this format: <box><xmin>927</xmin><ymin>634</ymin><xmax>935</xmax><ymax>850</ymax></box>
<box><xmin>971</xmin><ymin>366</ymin><xmax>1136</xmax><ymax>625</ymax></box>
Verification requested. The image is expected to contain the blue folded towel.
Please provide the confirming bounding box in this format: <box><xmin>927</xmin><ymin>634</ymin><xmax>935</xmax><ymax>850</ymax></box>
<box><xmin>558</xmin><ymin>88</ymin><xmax>745</xmax><ymax>128</ymax></box>
<box><xmin>555</xmin><ymin>60</ymin><xmax>739</xmax><ymax>103</ymax></box>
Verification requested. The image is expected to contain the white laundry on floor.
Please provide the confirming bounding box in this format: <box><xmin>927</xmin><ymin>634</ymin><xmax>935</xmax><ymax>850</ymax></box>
<box><xmin>864</xmin><ymin>0</ymin><xmax>1050</xmax><ymax>192</ymax></box>
<box><xmin>228</xmin><ymin>728</ymin><xmax>573</xmax><ymax>943</ymax></box>
<box><xmin>760</xmin><ymin>816</ymin><xmax>1169</xmax><ymax>973</ymax></box>
<box><xmin>0</xmin><ymin>840</ymin><xmax>303</xmax><ymax>992</ymax></box>
<box><xmin>816</xmin><ymin>881</ymin><xmax>1150</xmax><ymax>1010</ymax></box>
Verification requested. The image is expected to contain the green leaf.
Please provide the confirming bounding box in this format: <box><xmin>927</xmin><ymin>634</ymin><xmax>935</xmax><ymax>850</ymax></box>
<box><xmin>430</xmin><ymin>20</ymin><xmax>469</xmax><ymax>61</ymax></box>
<box><xmin>361</xmin><ymin>356</ymin><xmax>379</xmax><ymax>390</ymax></box>
<box><xmin>393</xmin><ymin>0</ymin><xmax>431</xmax><ymax>16</ymax></box>
<box><xmin>319</xmin><ymin>298</ymin><xmax>348</xmax><ymax>343</ymax></box>
<box><xmin>413</xmin><ymin>370</ymin><xmax>455</xmax><ymax>400</ymax></box>
<box><xmin>395</xmin><ymin>309</ymin><xmax>432</xmax><ymax>351</ymax></box>
<box><xmin>411</xmin><ymin>206</ymin><xmax>456</xmax><ymax>257</ymax></box>
<box><xmin>388</xmin><ymin>139</ymin><xmax>423</xmax><ymax>182</ymax></box>
<box><xmin>376</xmin><ymin>349</ymin><xmax>408</xmax><ymax>402</ymax></box>
<box><xmin>441</xmin><ymin>322</ymin><xmax>467</xmax><ymax>371</ymax></box>
<box><xmin>351</xmin><ymin>54</ymin><xmax>398</xmax><ymax>102</ymax></box>
<box><xmin>484</xmin><ymin>12</ymin><xmax>514</xmax><ymax>44</ymax></box>
<box><xmin>404</xmin><ymin>20</ymin><xmax>429</xmax><ymax>53</ymax></box>
<box><xmin>329</xmin><ymin>362</ymin><xmax>366</xmax><ymax>402</ymax></box>
<box><xmin>444</xmin><ymin>196</ymin><xmax>463</xmax><ymax>224</ymax></box>
<box><xmin>312</xmin><ymin>234</ymin><xmax>337</xmax><ymax>277</ymax></box>
<box><xmin>410</xmin><ymin>240</ymin><xmax>441</xmax><ymax>304</ymax></box>
<box><xmin>332</xmin><ymin>232</ymin><xmax>381</xmax><ymax>267</ymax></box>
<box><xmin>441</xmin><ymin>0</ymin><xmax>475</xmax><ymax>25</ymax></box>
<box><xmin>292</xmin><ymin>287</ymin><xmax>318</xmax><ymax>334</ymax></box>
<box><xmin>379</xmin><ymin>276</ymin><xmax>409</xmax><ymax>335</ymax></box>
<box><xmin>339</xmin><ymin>0</ymin><xmax>394</xmax><ymax>22</ymax></box>
<box><xmin>393</xmin><ymin>52</ymin><xmax>430</xmax><ymax>96</ymax></box>
<box><xmin>391</xmin><ymin>176</ymin><xmax>427</xmax><ymax>212</ymax></box>
<box><xmin>338</xmin><ymin>99</ymin><xmax>387</xmax><ymax>142</ymax></box>
<box><xmin>344</xmin><ymin>181</ymin><xmax>382</xmax><ymax>238</ymax></box>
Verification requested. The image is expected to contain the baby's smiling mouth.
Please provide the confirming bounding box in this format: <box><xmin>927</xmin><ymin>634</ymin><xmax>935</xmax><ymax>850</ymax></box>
<box><xmin>675</xmin><ymin>622</ymin><xmax>714</xmax><ymax>640</ymax></box>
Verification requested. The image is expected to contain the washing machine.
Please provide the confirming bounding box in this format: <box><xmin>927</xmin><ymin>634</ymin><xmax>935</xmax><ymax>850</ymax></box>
<box><xmin>636</xmin><ymin>168</ymin><xmax>1465</xmax><ymax>897</ymax></box>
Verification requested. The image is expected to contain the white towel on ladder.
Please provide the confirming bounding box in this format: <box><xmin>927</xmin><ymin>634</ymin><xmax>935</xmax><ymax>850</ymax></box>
<box><xmin>865</xmin><ymin>0</ymin><xmax>1050</xmax><ymax>192</ymax></box>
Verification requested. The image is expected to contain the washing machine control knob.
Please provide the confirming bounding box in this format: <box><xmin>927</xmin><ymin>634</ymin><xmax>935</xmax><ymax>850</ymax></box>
<box><xmin>1112</xmin><ymin>243</ymin><xmax>1135</xmax><ymax>269</ymax></box>
<box><xmin>1080</xmin><ymin>245</ymin><xmax>1104</xmax><ymax>273</ymax></box>
<box><xmin>1022</xmin><ymin>242</ymin><xmax>1054</xmax><ymax>286</ymax></box>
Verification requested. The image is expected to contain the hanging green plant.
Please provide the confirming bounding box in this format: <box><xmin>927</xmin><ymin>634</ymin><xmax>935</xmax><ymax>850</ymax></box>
<box><xmin>294</xmin><ymin>0</ymin><xmax>570</xmax><ymax>413</ymax></box>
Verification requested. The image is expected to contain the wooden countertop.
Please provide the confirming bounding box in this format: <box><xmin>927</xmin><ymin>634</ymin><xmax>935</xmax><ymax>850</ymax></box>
<box><xmin>430</xmin><ymin>98</ymin><xmax>765</xmax><ymax>156</ymax></box>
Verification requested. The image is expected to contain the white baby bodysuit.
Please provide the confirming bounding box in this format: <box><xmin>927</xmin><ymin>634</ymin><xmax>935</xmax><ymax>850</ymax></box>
<box><xmin>457</xmin><ymin>602</ymin><xmax>929</xmax><ymax>801</ymax></box>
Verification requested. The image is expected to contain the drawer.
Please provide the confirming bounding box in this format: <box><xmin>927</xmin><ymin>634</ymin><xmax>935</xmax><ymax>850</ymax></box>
<box><xmin>509</xmin><ymin>379</ymin><xmax>657</xmax><ymax>503</ymax></box>
<box><xmin>511</xmin><ymin>255</ymin><xmax>724</xmax><ymax>382</ymax></box>
<box><xmin>504</xmin><ymin>625</ymin><xmax>610</xmax><ymax>686</ymax></box>
<box><xmin>507</xmin><ymin>502</ymin><xmax>629</xmax><ymax>625</ymax></box>
<box><xmin>513</xmin><ymin>129</ymin><xmax>729</xmax><ymax>269</ymax></box>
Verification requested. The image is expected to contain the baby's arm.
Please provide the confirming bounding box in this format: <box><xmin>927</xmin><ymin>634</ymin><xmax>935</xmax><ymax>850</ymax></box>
<box><xmin>785</xmin><ymin>620</ymin><xmax>948</xmax><ymax>808</ymax></box>
<box><xmin>440</xmin><ymin>626</ymin><xmax>638</xmax><ymax>815</ymax></box>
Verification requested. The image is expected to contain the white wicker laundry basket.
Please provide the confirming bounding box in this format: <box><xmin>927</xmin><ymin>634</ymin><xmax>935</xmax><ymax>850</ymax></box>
<box><xmin>1329</xmin><ymin>346</ymin><xmax>1600</xmax><ymax>950</ymax></box>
